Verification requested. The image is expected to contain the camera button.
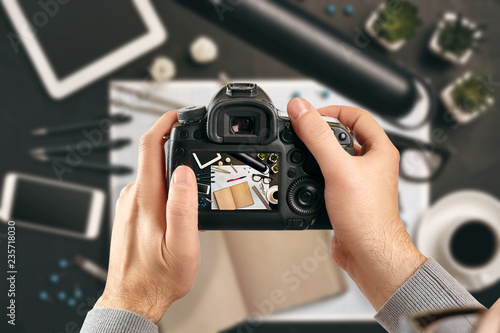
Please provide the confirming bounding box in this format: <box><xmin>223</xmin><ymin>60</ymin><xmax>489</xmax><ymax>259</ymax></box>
<box><xmin>280</xmin><ymin>129</ymin><xmax>294</xmax><ymax>143</ymax></box>
<box><xmin>193</xmin><ymin>129</ymin><xmax>202</xmax><ymax>139</ymax></box>
<box><xmin>174</xmin><ymin>147</ymin><xmax>186</xmax><ymax>157</ymax></box>
<box><xmin>178</xmin><ymin>130</ymin><xmax>189</xmax><ymax>139</ymax></box>
<box><xmin>300</xmin><ymin>190</ymin><xmax>313</xmax><ymax>204</ymax></box>
<box><xmin>287</xmin><ymin>169</ymin><xmax>296</xmax><ymax>178</ymax></box>
<box><xmin>289</xmin><ymin>149</ymin><xmax>305</xmax><ymax>165</ymax></box>
<box><xmin>286</xmin><ymin>218</ymin><xmax>304</xmax><ymax>229</ymax></box>
<box><xmin>338</xmin><ymin>132</ymin><xmax>347</xmax><ymax>141</ymax></box>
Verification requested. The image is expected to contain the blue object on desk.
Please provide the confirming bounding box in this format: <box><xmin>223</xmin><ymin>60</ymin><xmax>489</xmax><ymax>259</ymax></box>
<box><xmin>59</xmin><ymin>259</ymin><xmax>69</xmax><ymax>269</ymax></box>
<box><xmin>344</xmin><ymin>5</ymin><xmax>354</xmax><ymax>16</ymax></box>
<box><xmin>58</xmin><ymin>291</ymin><xmax>67</xmax><ymax>301</ymax></box>
<box><xmin>321</xmin><ymin>89</ymin><xmax>331</xmax><ymax>99</ymax></box>
<box><xmin>74</xmin><ymin>289</ymin><xmax>83</xmax><ymax>299</ymax></box>
<box><xmin>291</xmin><ymin>91</ymin><xmax>301</xmax><ymax>98</ymax></box>
<box><xmin>50</xmin><ymin>274</ymin><xmax>60</xmax><ymax>284</ymax></box>
<box><xmin>39</xmin><ymin>291</ymin><xmax>49</xmax><ymax>301</ymax></box>
<box><xmin>67</xmin><ymin>298</ymin><xmax>77</xmax><ymax>308</ymax></box>
<box><xmin>325</xmin><ymin>4</ymin><xmax>336</xmax><ymax>15</ymax></box>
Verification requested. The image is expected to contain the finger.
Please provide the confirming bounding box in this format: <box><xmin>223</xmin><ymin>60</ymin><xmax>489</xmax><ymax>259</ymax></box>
<box><xmin>166</xmin><ymin>166</ymin><xmax>199</xmax><ymax>258</ymax></box>
<box><xmin>136</xmin><ymin>111</ymin><xmax>178</xmax><ymax>198</ymax></box>
<box><xmin>354</xmin><ymin>143</ymin><xmax>362</xmax><ymax>156</ymax></box>
<box><xmin>287</xmin><ymin>98</ymin><xmax>349</xmax><ymax>169</ymax></box>
<box><xmin>316</xmin><ymin>105</ymin><xmax>393</xmax><ymax>152</ymax></box>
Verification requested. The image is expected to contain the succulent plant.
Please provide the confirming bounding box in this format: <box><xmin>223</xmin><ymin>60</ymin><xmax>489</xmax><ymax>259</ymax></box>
<box><xmin>451</xmin><ymin>73</ymin><xmax>495</xmax><ymax>114</ymax></box>
<box><xmin>438</xmin><ymin>14</ymin><xmax>482</xmax><ymax>56</ymax></box>
<box><xmin>376</xmin><ymin>0</ymin><xmax>422</xmax><ymax>43</ymax></box>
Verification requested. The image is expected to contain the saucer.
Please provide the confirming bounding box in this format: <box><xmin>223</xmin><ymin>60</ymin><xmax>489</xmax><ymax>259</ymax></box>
<box><xmin>416</xmin><ymin>190</ymin><xmax>500</xmax><ymax>291</ymax></box>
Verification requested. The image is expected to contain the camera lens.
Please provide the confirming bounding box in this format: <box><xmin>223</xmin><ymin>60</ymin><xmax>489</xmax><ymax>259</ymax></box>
<box><xmin>231</xmin><ymin>117</ymin><xmax>254</xmax><ymax>134</ymax></box>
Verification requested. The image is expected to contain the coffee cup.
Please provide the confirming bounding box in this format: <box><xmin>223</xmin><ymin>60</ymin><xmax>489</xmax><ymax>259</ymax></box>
<box><xmin>417</xmin><ymin>190</ymin><xmax>500</xmax><ymax>292</ymax></box>
<box><xmin>438</xmin><ymin>217</ymin><xmax>500</xmax><ymax>291</ymax></box>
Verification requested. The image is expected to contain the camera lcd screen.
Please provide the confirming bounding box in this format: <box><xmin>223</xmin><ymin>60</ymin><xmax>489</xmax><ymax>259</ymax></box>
<box><xmin>192</xmin><ymin>152</ymin><xmax>279</xmax><ymax>211</ymax></box>
<box><xmin>11</xmin><ymin>178</ymin><xmax>92</xmax><ymax>232</ymax></box>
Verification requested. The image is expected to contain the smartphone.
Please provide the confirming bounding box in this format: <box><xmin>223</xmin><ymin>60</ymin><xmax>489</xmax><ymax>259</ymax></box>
<box><xmin>0</xmin><ymin>172</ymin><xmax>105</xmax><ymax>239</ymax></box>
<box><xmin>198</xmin><ymin>183</ymin><xmax>210</xmax><ymax>195</ymax></box>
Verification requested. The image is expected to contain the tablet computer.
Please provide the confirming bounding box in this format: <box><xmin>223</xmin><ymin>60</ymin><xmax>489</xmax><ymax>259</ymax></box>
<box><xmin>2</xmin><ymin>0</ymin><xmax>166</xmax><ymax>99</ymax></box>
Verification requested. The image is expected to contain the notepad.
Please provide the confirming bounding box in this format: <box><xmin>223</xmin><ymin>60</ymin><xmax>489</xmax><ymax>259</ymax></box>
<box><xmin>213</xmin><ymin>182</ymin><xmax>254</xmax><ymax>210</ymax></box>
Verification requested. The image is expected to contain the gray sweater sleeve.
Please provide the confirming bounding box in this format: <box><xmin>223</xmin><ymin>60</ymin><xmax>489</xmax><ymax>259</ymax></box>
<box><xmin>375</xmin><ymin>258</ymin><xmax>485</xmax><ymax>332</ymax></box>
<box><xmin>80</xmin><ymin>308</ymin><xmax>158</xmax><ymax>333</ymax></box>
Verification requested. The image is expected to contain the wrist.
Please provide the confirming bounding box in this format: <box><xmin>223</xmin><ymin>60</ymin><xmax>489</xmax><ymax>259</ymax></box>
<box><xmin>343</xmin><ymin>224</ymin><xmax>427</xmax><ymax>310</ymax></box>
<box><xmin>94</xmin><ymin>291</ymin><xmax>172</xmax><ymax>324</ymax></box>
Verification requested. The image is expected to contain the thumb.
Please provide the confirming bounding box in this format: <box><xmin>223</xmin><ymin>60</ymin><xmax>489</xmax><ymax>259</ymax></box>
<box><xmin>166</xmin><ymin>166</ymin><xmax>199</xmax><ymax>258</ymax></box>
<box><xmin>287</xmin><ymin>98</ymin><xmax>347</xmax><ymax>171</ymax></box>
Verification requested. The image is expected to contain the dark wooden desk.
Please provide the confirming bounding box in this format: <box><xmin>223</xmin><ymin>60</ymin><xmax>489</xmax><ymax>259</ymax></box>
<box><xmin>0</xmin><ymin>0</ymin><xmax>498</xmax><ymax>332</ymax></box>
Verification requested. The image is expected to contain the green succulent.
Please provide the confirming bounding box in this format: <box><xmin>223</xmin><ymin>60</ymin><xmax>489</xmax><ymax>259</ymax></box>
<box><xmin>376</xmin><ymin>0</ymin><xmax>422</xmax><ymax>43</ymax></box>
<box><xmin>439</xmin><ymin>14</ymin><xmax>482</xmax><ymax>56</ymax></box>
<box><xmin>452</xmin><ymin>74</ymin><xmax>495</xmax><ymax>114</ymax></box>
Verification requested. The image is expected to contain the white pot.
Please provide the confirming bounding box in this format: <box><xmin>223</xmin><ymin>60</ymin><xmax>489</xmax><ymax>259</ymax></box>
<box><xmin>365</xmin><ymin>3</ymin><xmax>406</xmax><ymax>52</ymax></box>
<box><xmin>440</xmin><ymin>71</ymin><xmax>493</xmax><ymax>124</ymax></box>
<box><xmin>429</xmin><ymin>12</ymin><xmax>481</xmax><ymax>65</ymax></box>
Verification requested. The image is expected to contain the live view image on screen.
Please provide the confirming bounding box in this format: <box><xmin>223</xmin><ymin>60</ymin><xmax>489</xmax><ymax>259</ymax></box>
<box><xmin>191</xmin><ymin>152</ymin><xmax>279</xmax><ymax>211</ymax></box>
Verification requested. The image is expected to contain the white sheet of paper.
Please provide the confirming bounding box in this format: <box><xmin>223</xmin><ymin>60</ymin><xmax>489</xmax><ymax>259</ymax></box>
<box><xmin>210</xmin><ymin>165</ymin><xmax>270</xmax><ymax>210</ymax></box>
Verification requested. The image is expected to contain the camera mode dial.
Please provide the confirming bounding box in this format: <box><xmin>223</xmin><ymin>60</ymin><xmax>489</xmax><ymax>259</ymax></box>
<box><xmin>177</xmin><ymin>105</ymin><xmax>207</xmax><ymax>124</ymax></box>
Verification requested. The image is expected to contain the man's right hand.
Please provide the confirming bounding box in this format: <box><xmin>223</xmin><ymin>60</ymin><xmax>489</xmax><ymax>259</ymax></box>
<box><xmin>287</xmin><ymin>98</ymin><xmax>426</xmax><ymax>310</ymax></box>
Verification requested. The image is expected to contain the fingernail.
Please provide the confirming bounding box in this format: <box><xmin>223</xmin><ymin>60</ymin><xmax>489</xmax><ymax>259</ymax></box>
<box><xmin>288</xmin><ymin>98</ymin><xmax>312</xmax><ymax>120</ymax></box>
<box><xmin>173</xmin><ymin>166</ymin><xmax>194</xmax><ymax>186</ymax></box>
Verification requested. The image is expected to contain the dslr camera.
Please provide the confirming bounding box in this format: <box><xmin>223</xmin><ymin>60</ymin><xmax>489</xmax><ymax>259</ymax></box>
<box><xmin>166</xmin><ymin>83</ymin><xmax>354</xmax><ymax>230</ymax></box>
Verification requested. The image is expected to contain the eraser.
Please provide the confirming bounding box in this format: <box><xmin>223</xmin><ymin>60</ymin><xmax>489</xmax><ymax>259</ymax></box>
<box><xmin>190</xmin><ymin>36</ymin><xmax>219</xmax><ymax>65</ymax></box>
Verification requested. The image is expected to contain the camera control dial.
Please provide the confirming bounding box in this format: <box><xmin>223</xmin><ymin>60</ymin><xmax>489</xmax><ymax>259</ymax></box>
<box><xmin>287</xmin><ymin>177</ymin><xmax>325</xmax><ymax>216</ymax></box>
<box><xmin>177</xmin><ymin>105</ymin><xmax>207</xmax><ymax>124</ymax></box>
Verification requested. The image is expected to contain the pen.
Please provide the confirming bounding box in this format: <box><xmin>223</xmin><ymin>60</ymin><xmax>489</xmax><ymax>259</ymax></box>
<box><xmin>31</xmin><ymin>113</ymin><xmax>132</xmax><ymax>137</ymax></box>
<box><xmin>227</xmin><ymin>176</ymin><xmax>247</xmax><ymax>182</ymax></box>
<box><xmin>74</xmin><ymin>255</ymin><xmax>107</xmax><ymax>282</ymax></box>
<box><xmin>32</xmin><ymin>154</ymin><xmax>133</xmax><ymax>175</ymax></box>
<box><xmin>113</xmin><ymin>84</ymin><xmax>185</xmax><ymax>109</ymax></box>
<box><xmin>30</xmin><ymin>138</ymin><xmax>131</xmax><ymax>156</ymax></box>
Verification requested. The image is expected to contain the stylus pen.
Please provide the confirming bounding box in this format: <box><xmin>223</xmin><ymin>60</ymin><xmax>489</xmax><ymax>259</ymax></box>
<box><xmin>229</xmin><ymin>153</ymin><xmax>268</xmax><ymax>173</ymax></box>
<box><xmin>74</xmin><ymin>255</ymin><xmax>107</xmax><ymax>282</ymax></box>
<box><xmin>113</xmin><ymin>85</ymin><xmax>186</xmax><ymax>109</ymax></box>
<box><xmin>30</xmin><ymin>138</ymin><xmax>131</xmax><ymax>156</ymax></box>
<box><xmin>31</xmin><ymin>113</ymin><xmax>132</xmax><ymax>137</ymax></box>
<box><xmin>32</xmin><ymin>154</ymin><xmax>133</xmax><ymax>175</ymax></box>
<box><xmin>227</xmin><ymin>176</ymin><xmax>247</xmax><ymax>182</ymax></box>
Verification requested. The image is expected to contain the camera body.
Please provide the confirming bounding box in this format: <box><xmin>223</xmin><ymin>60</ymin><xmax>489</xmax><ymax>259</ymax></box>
<box><xmin>166</xmin><ymin>83</ymin><xmax>354</xmax><ymax>230</ymax></box>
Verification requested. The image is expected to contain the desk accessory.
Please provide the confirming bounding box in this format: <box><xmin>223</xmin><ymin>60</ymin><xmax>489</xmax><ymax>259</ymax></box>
<box><xmin>417</xmin><ymin>190</ymin><xmax>500</xmax><ymax>292</ymax></box>
<box><xmin>30</xmin><ymin>138</ymin><xmax>131</xmax><ymax>156</ymax></box>
<box><xmin>174</xmin><ymin>0</ymin><xmax>435</xmax><ymax>126</ymax></box>
<box><xmin>32</xmin><ymin>154</ymin><xmax>132</xmax><ymax>175</ymax></box>
<box><xmin>1</xmin><ymin>0</ymin><xmax>166</xmax><ymax>99</ymax></box>
<box><xmin>31</xmin><ymin>114</ymin><xmax>131</xmax><ymax>137</ymax></box>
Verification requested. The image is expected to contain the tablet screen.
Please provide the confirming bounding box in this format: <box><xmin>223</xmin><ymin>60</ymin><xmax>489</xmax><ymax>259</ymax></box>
<box><xmin>18</xmin><ymin>0</ymin><xmax>148</xmax><ymax>79</ymax></box>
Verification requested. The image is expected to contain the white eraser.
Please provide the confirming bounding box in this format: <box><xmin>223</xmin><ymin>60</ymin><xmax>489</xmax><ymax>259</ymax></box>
<box><xmin>190</xmin><ymin>36</ymin><xmax>219</xmax><ymax>64</ymax></box>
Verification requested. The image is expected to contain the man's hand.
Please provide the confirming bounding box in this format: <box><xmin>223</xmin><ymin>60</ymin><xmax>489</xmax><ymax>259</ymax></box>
<box><xmin>287</xmin><ymin>98</ymin><xmax>426</xmax><ymax>310</ymax></box>
<box><xmin>94</xmin><ymin>111</ymin><xmax>200</xmax><ymax>324</ymax></box>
